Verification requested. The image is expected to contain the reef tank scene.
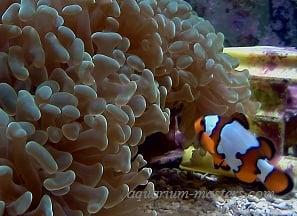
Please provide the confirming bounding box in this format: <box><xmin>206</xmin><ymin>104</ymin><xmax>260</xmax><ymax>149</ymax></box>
<box><xmin>0</xmin><ymin>0</ymin><xmax>297</xmax><ymax>215</ymax></box>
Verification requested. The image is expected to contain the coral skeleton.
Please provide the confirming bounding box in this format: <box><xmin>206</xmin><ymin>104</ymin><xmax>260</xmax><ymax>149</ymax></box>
<box><xmin>0</xmin><ymin>0</ymin><xmax>258</xmax><ymax>215</ymax></box>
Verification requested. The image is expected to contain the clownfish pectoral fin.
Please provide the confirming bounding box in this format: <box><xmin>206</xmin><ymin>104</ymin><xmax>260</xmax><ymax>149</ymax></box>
<box><xmin>220</xmin><ymin>161</ymin><xmax>231</xmax><ymax>171</ymax></box>
<box><xmin>230</xmin><ymin>112</ymin><xmax>249</xmax><ymax>130</ymax></box>
<box><xmin>264</xmin><ymin>169</ymin><xmax>294</xmax><ymax>195</ymax></box>
<box><xmin>212</xmin><ymin>154</ymin><xmax>226</xmax><ymax>169</ymax></box>
<box><xmin>200</xmin><ymin>132</ymin><xmax>216</xmax><ymax>154</ymax></box>
<box><xmin>257</xmin><ymin>136</ymin><xmax>276</xmax><ymax>160</ymax></box>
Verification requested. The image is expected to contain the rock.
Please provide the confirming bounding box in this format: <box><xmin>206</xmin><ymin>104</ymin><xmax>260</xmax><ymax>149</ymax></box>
<box><xmin>144</xmin><ymin>168</ymin><xmax>297</xmax><ymax>215</ymax></box>
<box><xmin>247</xmin><ymin>195</ymin><xmax>260</xmax><ymax>202</ymax></box>
<box><xmin>265</xmin><ymin>194</ymin><xmax>276</xmax><ymax>203</ymax></box>
<box><xmin>273</xmin><ymin>198</ymin><xmax>283</xmax><ymax>204</ymax></box>
<box><xmin>216</xmin><ymin>196</ymin><xmax>225</xmax><ymax>203</ymax></box>
<box><xmin>271</xmin><ymin>202</ymin><xmax>293</xmax><ymax>210</ymax></box>
<box><xmin>278</xmin><ymin>156</ymin><xmax>297</xmax><ymax>175</ymax></box>
<box><xmin>254</xmin><ymin>209</ymin><xmax>265</xmax><ymax>216</ymax></box>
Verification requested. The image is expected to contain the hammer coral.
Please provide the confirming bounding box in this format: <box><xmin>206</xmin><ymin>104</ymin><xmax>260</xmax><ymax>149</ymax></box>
<box><xmin>0</xmin><ymin>0</ymin><xmax>258</xmax><ymax>215</ymax></box>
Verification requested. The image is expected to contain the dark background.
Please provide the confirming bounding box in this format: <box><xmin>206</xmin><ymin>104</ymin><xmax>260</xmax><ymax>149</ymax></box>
<box><xmin>186</xmin><ymin>0</ymin><xmax>297</xmax><ymax>47</ymax></box>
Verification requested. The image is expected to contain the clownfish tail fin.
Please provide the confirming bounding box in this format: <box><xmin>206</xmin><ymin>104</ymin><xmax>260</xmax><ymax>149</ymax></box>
<box><xmin>257</xmin><ymin>136</ymin><xmax>276</xmax><ymax>160</ymax></box>
<box><xmin>264</xmin><ymin>168</ymin><xmax>294</xmax><ymax>195</ymax></box>
<box><xmin>230</xmin><ymin>112</ymin><xmax>249</xmax><ymax>130</ymax></box>
<box><xmin>257</xmin><ymin>159</ymin><xmax>294</xmax><ymax>195</ymax></box>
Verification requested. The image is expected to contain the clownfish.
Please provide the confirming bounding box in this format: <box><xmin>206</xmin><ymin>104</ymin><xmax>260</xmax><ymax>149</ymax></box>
<box><xmin>194</xmin><ymin>112</ymin><xmax>294</xmax><ymax>195</ymax></box>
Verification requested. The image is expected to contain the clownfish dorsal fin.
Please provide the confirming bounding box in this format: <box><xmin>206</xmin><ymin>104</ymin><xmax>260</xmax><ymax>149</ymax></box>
<box><xmin>257</xmin><ymin>136</ymin><xmax>276</xmax><ymax>160</ymax></box>
<box><xmin>230</xmin><ymin>112</ymin><xmax>249</xmax><ymax>130</ymax></box>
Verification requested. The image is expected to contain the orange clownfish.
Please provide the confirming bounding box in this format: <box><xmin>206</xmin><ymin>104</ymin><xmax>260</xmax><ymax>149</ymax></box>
<box><xmin>194</xmin><ymin>112</ymin><xmax>294</xmax><ymax>195</ymax></box>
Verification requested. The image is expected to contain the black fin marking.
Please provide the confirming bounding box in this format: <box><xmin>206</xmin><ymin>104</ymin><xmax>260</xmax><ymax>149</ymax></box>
<box><xmin>231</xmin><ymin>112</ymin><xmax>249</xmax><ymax>130</ymax></box>
<box><xmin>214</xmin><ymin>164</ymin><xmax>220</xmax><ymax>169</ymax></box>
<box><xmin>221</xmin><ymin>163</ymin><xmax>231</xmax><ymax>171</ymax></box>
<box><xmin>200</xmin><ymin>117</ymin><xmax>205</xmax><ymax>128</ymax></box>
<box><xmin>257</xmin><ymin>136</ymin><xmax>276</xmax><ymax>160</ymax></box>
<box><xmin>213</xmin><ymin>158</ymin><xmax>230</xmax><ymax>171</ymax></box>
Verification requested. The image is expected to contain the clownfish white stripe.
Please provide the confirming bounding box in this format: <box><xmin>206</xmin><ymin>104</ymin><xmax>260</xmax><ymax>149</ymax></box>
<box><xmin>204</xmin><ymin>115</ymin><xmax>220</xmax><ymax>136</ymax></box>
<box><xmin>256</xmin><ymin>159</ymin><xmax>274</xmax><ymax>183</ymax></box>
<box><xmin>217</xmin><ymin>120</ymin><xmax>259</xmax><ymax>172</ymax></box>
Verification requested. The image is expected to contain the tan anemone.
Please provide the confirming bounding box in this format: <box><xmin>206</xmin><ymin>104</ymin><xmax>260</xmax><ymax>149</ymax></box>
<box><xmin>0</xmin><ymin>0</ymin><xmax>257</xmax><ymax>215</ymax></box>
